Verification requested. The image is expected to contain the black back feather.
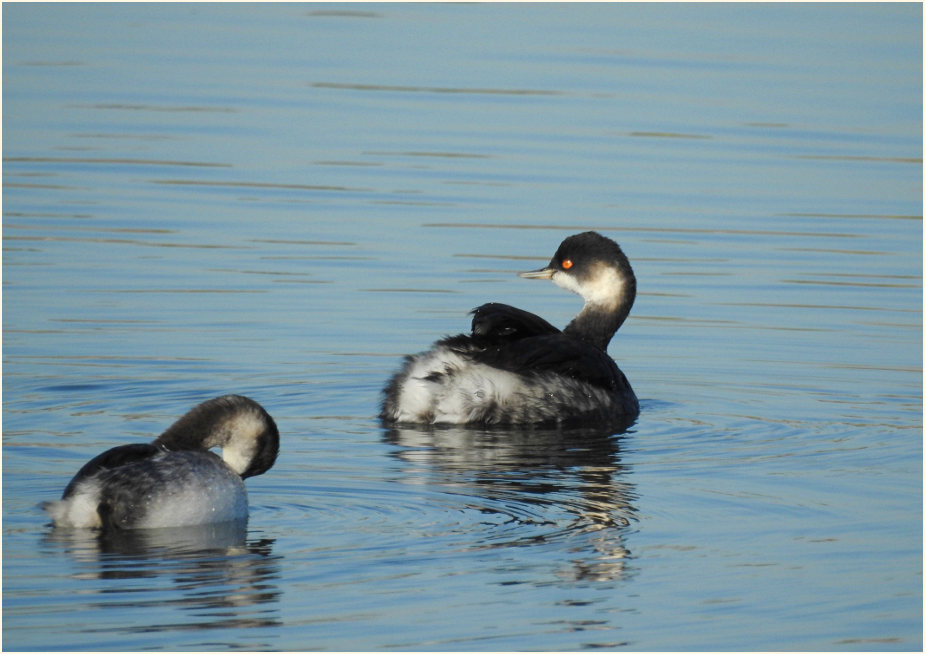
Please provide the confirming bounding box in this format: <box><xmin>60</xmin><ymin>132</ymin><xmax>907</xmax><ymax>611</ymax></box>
<box><xmin>457</xmin><ymin>302</ymin><xmax>626</xmax><ymax>393</ymax></box>
<box><xmin>470</xmin><ymin>302</ymin><xmax>560</xmax><ymax>343</ymax></box>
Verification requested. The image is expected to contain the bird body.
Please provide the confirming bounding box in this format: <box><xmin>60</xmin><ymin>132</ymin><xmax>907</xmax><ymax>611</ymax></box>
<box><xmin>381</xmin><ymin>232</ymin><xmax>639</xmax><ymax>426</ymax></box>
<box><xmin>44</xmin><ymin>395</ymin><xmax>279</xmax><ymax>530</ymax></box>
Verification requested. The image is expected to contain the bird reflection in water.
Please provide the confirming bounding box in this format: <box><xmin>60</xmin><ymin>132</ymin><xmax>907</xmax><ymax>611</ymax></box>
<box><xmin>384</xmin><ymin>419</ymin><xmax>638</xmax><ymax>583</ymax></box>
<box><xmin>42</xmin><ymin>521</ymin><xmax>282</xmax><ymax>634</ymax></box>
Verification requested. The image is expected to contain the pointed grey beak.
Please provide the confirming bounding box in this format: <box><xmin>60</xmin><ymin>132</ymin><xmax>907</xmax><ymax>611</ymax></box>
<box><xmin>518</xmin><ymin>266</ymin><xmax>555</xmax><ymax>280</ymax></box>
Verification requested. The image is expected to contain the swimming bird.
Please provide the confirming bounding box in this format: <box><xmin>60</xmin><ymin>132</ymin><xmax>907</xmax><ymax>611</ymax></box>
<box><xmin>44</xmin><ymin>394</ymin><xmax>279</xmax><ymax>530</ymax></box>
<box><xmin>380</xmin><ymin>231</ymin><xmax>638</xmax><ymax>426</ymax></box>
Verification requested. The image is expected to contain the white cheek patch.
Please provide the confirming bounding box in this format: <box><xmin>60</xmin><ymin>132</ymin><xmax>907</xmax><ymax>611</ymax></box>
<box><xmin>221</xmin><ymin>443</ymin><xmax>255</xmax><ymax>476</ymax></box>
<box><xmin>551</xmin><ymin>270</ymin><xmax>583</xmax><ymax>295</ymax></box>
<box><xmin>553</xmin><ymin>265</ymin><xmax>623</xmax><ymax>310</ymax></box>
<box><xmin>217</xmin><ymin>411</ymin><xmax>265</xmax><ymax>475</ymax></box>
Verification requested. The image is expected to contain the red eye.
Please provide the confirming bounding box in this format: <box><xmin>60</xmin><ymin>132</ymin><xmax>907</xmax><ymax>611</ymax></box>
<box><xmin>561</xmin><ymin>259</ymin><xmax>574</xmax><ymax>270</ymax></box>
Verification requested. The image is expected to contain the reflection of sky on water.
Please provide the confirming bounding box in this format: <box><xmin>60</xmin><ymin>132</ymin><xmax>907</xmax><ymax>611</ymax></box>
<box><xmin>3</xmin><ymin>2</ymin><xmax>920</xmax><ymax>650</ymax></box>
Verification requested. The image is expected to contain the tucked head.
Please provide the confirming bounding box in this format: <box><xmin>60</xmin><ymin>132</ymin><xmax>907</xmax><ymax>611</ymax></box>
<box><xmin>155</xmin><ymin>394</ymin><xmax>280</xmax><ymax>479</ymax></box>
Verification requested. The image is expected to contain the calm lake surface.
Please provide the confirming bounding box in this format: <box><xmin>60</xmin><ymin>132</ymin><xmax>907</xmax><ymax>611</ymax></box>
<box><xmin>3</xmin><ymin>3</ymin><xmax>922</xmax><ymax>651</ymax></box>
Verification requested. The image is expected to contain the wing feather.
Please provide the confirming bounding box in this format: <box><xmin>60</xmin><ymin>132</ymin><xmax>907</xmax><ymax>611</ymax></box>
<box><xmin>470</xmin><ymin>302</ymin><xmax>560</xmax><ymax>342</ymax></box>
<box><xmin>465</xmin><ymin>303</ymin><xmax>625</xmax><ymax>392</ymax></box>
<box><xmin>62</xmin><ymin>443</ymin><xmax>163</xmax><ymax>498</ymax></box>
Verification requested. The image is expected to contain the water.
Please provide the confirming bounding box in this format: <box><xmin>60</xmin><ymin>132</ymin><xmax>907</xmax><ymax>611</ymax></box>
<box><xmin>3</xmin><ymin>3</ymin><xmax>921</xmax><ymax>650</ymax></box>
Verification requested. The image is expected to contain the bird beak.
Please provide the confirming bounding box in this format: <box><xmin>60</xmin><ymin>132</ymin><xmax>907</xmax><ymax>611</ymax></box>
<box><xmin>518</xmin><ymin>266</ymin><xmax>555</xmax><ymax>280</ymax></box>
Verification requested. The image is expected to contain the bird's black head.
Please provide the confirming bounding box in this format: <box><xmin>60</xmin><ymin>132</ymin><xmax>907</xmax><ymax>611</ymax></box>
<box><xmin>546</xmin><ymin>231</ymin><xmax>633</xmax><ymax>283</ymax></box>
<box><xmin>520</xmin><ymin>231</ymin><xmax>635</xmax><ymax>304</ymax></box>
<box><xmin>518</xmin><ymin>231</ymin><xmax>637</xmax><ymax>349</ymax></box>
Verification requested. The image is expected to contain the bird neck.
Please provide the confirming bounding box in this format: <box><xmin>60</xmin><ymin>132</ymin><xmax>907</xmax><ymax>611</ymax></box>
<box><xmin>563</xmin><ymin>277</ymin><xmax>635</xmax><ymax>350</ymax></box>
<box><xmin>153</xmin><ymin>397</ymin><xmax>267</xmax><ymax>477</ymax></box>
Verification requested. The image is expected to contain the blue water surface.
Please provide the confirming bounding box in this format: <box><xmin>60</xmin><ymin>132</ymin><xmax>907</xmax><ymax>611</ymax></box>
<box><xmin>3</xmin><ymin>3</ymin><xmax>921</xmax><ymax>651</ymax></box>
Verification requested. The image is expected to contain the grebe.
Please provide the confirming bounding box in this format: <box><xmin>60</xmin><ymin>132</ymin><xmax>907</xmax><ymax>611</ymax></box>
<box><xmin>380</xmin><ymin>231</ymin><xmax>639</xmax><ymax>426</ymax></box>
<box><xmin>44</xmin><ymin>395</ymin><xmax>279</xmax><ymax>530</ymax></box>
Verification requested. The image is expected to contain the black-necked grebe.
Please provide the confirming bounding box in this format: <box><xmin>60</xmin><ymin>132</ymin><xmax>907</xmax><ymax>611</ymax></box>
<box><xmin>380</xmin><ymin>231</ymin><xmax>639</xmax><ymax>426</ymax></box>
<box><xmin>44</xmin><ymin>395</ymin><xmax>279</xmax><ymax>530</ymax></box>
